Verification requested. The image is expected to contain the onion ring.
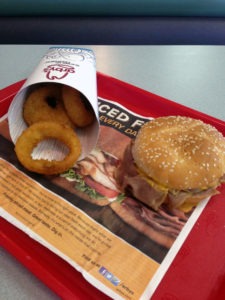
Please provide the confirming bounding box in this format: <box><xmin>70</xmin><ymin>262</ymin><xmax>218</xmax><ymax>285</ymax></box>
<box><xmin>15</xmin><ymin>121</ymin><xmax>81</xmax><ymax>175</ymax></box>
<box><xmin>62</xmin><ymin>85</ymin><xmax>95</xmax><ymax>127</ymax></box>
<box><xmin>23</xmin><ymin>84</ymin><xmax>74</xmax><ymax>128</ymax></box>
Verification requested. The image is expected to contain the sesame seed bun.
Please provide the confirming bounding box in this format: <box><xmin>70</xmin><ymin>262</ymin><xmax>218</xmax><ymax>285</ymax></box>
<box><xmin>132</xmin><ymin>116</ymin><xmax>225</xmax><ymax>190</ymax></box>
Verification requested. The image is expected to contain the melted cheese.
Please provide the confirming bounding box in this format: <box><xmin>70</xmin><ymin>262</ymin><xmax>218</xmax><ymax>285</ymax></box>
<box><xmin>178</xmin><ymin>201</ymin><xmax>199</xmax><ymax>212</ymax></box>
<box><xmin>136</xmin><ymin>165</ymin><xmax>204</xmax><ymax>213</ymax></box>
<box><xmin>136</xmin><ymin>166</ymin><xmax>168</xmax><ymax>193</ymax></box>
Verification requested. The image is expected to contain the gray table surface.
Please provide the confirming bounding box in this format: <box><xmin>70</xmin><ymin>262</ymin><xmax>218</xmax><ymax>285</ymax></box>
<box><xmin>1</xmin><ymin>45</ymin><xmax>225</xmax><ymax>300</ymax></box>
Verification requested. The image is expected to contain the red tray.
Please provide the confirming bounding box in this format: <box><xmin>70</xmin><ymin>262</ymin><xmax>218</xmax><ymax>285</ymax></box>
<box><xmin>1</xmin><ymin>73</ymin><xmax>225</xmax><ymax>300</ymax></box>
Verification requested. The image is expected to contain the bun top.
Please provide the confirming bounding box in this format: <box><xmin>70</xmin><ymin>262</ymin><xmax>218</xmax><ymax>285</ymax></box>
<box><xmin>132</xmin><ymin>116</ymin><xmax>225</xmax><ymax>190</ymax></box>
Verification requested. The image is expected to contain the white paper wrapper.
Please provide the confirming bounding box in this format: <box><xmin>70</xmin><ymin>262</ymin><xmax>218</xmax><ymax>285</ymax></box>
<box><xmin>8</xmin><ymin>47</ymin><xmax>99</xmax><ymax>161</ymax></box>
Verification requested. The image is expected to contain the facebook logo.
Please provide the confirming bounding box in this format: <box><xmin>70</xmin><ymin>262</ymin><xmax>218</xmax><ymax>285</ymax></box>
<box><xmin>99</xmin><ymin>267</ymin><xmax>121</xmax><ymax>286</ymax></box>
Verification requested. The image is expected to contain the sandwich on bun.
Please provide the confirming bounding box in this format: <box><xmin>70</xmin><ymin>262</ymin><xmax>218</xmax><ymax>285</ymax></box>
<box><xmin>116</xmin><ymin>116</ymin><xmax>225</xmax><ymax>212</ymax></box>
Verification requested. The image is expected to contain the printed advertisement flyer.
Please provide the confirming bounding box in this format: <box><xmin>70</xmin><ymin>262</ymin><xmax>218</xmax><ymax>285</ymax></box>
<box><xmin>0</xmin><ymin>96</ymin><xmax>211</xmax><ymax>300</ymax></box>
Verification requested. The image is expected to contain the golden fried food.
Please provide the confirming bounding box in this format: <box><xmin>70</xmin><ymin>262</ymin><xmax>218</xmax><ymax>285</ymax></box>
<box><xmin>23</xmin><ymin>84</ymin><xmax>74</xmax><ymax>128</ymax></box>
<box><xmin>62</xmin><ymin>85</ymin><xmax>95</xmax><ymax>127</ymax></box>
<box><xmin>15</xmin><ymin>121</ymin><xmax>81</xmax><ymax>175</ymax></box>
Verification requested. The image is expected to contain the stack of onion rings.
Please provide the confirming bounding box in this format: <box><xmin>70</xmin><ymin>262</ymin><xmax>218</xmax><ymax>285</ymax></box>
<box><xmin>14</xmin><ymin>83</ymin><xmax>96</xmax><ymax>175</ymax></box>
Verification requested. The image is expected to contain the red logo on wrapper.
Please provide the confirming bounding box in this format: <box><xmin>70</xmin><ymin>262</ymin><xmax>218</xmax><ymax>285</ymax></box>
<box><xmin>44</xmin><ymin>64</ymin><xmax>75</xmax><ymax>80</ymax></box>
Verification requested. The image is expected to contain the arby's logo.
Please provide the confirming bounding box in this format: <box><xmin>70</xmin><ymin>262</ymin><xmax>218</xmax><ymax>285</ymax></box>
<box><xmin>43</xmin><ymin>64</ymin><xmax>75</xmax><ymax>80</ymax></box>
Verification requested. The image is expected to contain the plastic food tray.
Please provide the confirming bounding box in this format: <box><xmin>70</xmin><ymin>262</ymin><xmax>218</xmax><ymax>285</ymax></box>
<box><xmin>1</xmin><ymin>73</ymin><xmax>225</xmax><ymax>300</ymax></box>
